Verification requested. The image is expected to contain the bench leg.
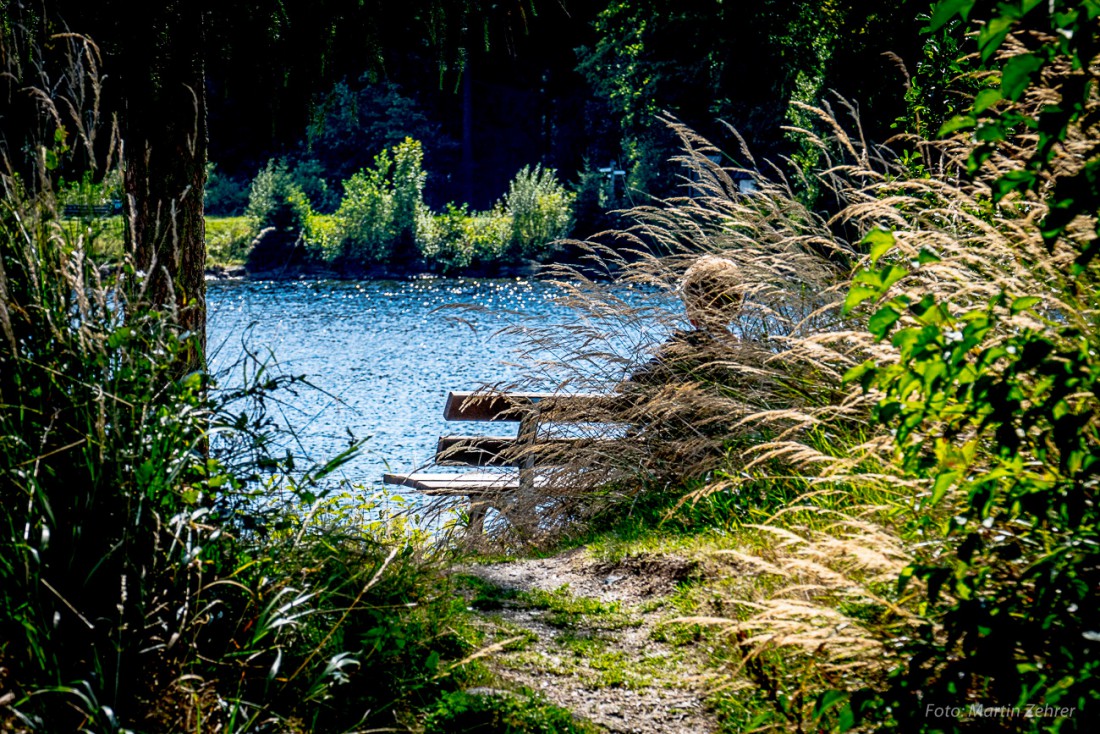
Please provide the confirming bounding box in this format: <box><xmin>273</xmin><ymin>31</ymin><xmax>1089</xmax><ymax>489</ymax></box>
<box><xmin>467</xmin><ymin>499</ymin><xmax>488</xmax><ymax>536</ymax></box>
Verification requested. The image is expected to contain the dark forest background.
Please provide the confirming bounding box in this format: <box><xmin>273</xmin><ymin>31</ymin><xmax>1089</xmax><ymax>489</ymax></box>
<box><xmin>200</xmin><ymin>0</ymin><xmax>927</xmax><ymax>212</ymax></box>
<box><xmin>14</xmin><ymin>0</ymin><xmax>904</xmax><ymax>220</ymax></box>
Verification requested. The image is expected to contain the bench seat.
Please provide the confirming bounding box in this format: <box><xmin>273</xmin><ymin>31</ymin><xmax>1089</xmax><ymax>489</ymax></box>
<box><xmin>382</xmin><ymin>471</ymin><xmax>551</xmax><ymax>494</ymax></box>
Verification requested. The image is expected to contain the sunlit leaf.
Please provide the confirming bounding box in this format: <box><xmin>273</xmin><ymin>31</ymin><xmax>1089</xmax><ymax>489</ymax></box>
<box><xmin>939</xmin><ymin>114</ymin><xmax>976</xmax><ymax>136</ymax></box>
<box><xmin>973</xmin><ymin>88</ymin><xmax>1003</xmax><ymax>113</ymax></box>
<box><xmin>843</xmin><ymin>284</ymin><xmax>878</xmax><ymax>315</ymax></box>
<box><xmin>978</xmin><ymin>16</ymin><xmax>1016</xmax><ymax>62</ymax></box>
<box><xmin>862</xmin><ymin>227</ymin><xmax>896</xmax><ymax>265</ymax></box>
<box><xmin>842</xmin><ymin>359</ymin><xmax>876</xmax><ymax>386</ymax></box>
<box><xmin>929</xmin><ymin>0</ymin><xmax>976</xmax><ymax>31</ymax></box>
<box><xmin>917</xmin><ymin>248</ymin><xmax>942</xmax><ymax>266</ymax></box>
<box><xmin>1010</xmin><ymin>296</ymin><xmax>1042</xmax><ymax>314</ymax></box>
<box><xmin>931</xmin><ymin>471</ymin><xmax>959</xmax><ymax>504</ymax></box>
<box><xmin>1000</xmin><ymin>53</ymin><xmax>1043</xmax><ymax>100</ymax></box>
<box><xmin>869</xmin><ymin>306</ymin><xmax>901</xmax><ymax>341</ymax></box>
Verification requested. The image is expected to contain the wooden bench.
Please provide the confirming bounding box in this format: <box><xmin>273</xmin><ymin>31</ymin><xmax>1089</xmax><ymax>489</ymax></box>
<box><xmin>62</xmin><ymin>202</ymin><xmax>121</xmax><ymax>218</ymax></box>
<box><xmin>383</xmin><ymin>390</ymin><xmax>617</xmax><ymax>534</ymax></box>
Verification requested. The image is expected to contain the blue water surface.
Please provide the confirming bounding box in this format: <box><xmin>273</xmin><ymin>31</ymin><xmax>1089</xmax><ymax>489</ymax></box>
<box><xmin>207</xmin><ymin>277</ymin><xmax>664</xmax><ymax>495</ymax></box>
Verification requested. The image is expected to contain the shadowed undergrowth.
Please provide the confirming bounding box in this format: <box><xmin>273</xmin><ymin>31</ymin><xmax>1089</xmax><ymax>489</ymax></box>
<box><xmin>0</xmin><ymin>27</ymin><xmax>588</xmax><ymax>734</ymax></box>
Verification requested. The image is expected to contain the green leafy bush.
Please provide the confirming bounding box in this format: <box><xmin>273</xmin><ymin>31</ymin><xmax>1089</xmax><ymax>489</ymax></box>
<box><xmin>419</xmin><ymin>202</ymin><xmax>511</xmax><ymax>272</ymax></box>
<box><xmin>302</xmin><ymin>212</ymin><xmax>342</xmax><ymax>260</ymax></box>
<box><xmin>290</xmin><ymin>157</ymin><xmax>339</xmax><ymax>213</ymax></box>
<box><xmin>847</xmin><ymin>253</ymin><xmax>1100</xmax><ymax>729</ymax></box>
<box><xmin>250</xmin><ymin>143</ymin><xmax>574</xmax><ymax>269</ymax></box>
<box><xmin>205</xmin><ymin>215</ymin><xmax>254</xmax><ymax>266</ymax></box>
<box><xmin>334</xmin><ymin>150</ymin><xmax>396</xmax><ymax>262</ymax></box>
<box><xmin>834</xmin><ymin>3</ymin><xmax>1100</xmax><ymax>728</ymax></box>
<box><xmin>331</xmin><ymin>138</ymin><xmax>433</xmax><ymax>265</ymax></box>
<box><xmin>57</xmin><ymin>168</ymin><xmax>122</xmax><ymax>211</ymax></box>
<box><xmin>205</xmin><ymin>162</ymin><xmax>249</xmax><ymax>215</ymax></box>
<box><xmin>468</xmin><ymin>206</ymin><xmax>513</xmax><ymax>261</ymax></box>
<box><xmin>0</xmin><ymin>37</ymin><xmax>485</xmax><ymax>730</ymax></box>
<box><xmin>392</xmin><ymin>137</ymin><xmax>429</xmax><ymax>261</ymax></box>
<box><xmin>0</xmin><ymin>180</ymin><xmax>482</xmax><ymax>729</ymax></box>
<box><xmin>246</xmin><ymin>158</ymin><xmax>312</xmax><ymax>234</ymax></box>
<box><xmin>503</xmin><ymin>164</ymin><xmax>574</xmax><ymax>260</ymax></box>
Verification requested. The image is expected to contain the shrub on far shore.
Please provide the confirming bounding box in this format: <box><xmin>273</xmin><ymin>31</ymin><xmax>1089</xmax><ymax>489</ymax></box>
<box><xmin>205</xmin><ymin>215</ymin><xmax>254</xmax><ymax>267</ymax></box>
<box><xmin>419</xmin><ymin>202</ymin><xmax>511</xmax><ymax>272</ymax></box>
<box><xmin>205</xmin><ymin>162</ymin><xmax>250</xmax><ymax>215</ymax></box>
<box><xmin>246</xmin><ymin>158</ymin><xmax>312</xmax><ymax>235</ymax></box>
<box><xmin>237</xmin><ymin>141</ymin><xmax>576</xmax><ymax>271</ymax></box>
<box><xmin>504</xmin><ymin>164</ymin><xmax>575</xmax><ymax>260</ymax></box>
<box><xmin>334</xmin><ymin>149</ymin><xmax>397</xmax><ymax>262</ymax></box>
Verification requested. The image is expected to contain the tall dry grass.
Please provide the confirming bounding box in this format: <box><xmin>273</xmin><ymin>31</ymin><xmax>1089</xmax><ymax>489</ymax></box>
<box><xmin>437</xmin><ymin>106</ymin><xmax>880</xmax><ymax>541</ymax></box>
<box><xmin>445</xmin><ymin>41</ymin><xmax>1099</xmax><ymax>725</ymax></box>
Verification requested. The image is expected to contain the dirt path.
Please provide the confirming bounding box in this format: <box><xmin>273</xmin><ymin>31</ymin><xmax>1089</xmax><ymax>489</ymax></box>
<box><xmin>458</xmin><ymin>548</ymin><xmax>720</xmax><ymax>734</ymax></box>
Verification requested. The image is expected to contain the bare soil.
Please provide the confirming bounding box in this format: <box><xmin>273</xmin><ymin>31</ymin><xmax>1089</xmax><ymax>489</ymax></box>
<box><xmin>459</xmin><ymin>548</ymin><xmax>719</xmax><ymax>734</ymax></box>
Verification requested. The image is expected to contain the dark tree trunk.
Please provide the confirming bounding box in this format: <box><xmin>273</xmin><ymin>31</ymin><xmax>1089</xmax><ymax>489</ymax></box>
<box><xmin>114</xmin><ymin>2</ymin><xmax>208</xmax><ymax>363</ymax></box>
<box><xmin>461</xmin><ymin>58</ymin><xmax>475</xmax><ymax>205</ymax></box>
<box><xmin>41</xmin><ymin>1</ymin><xmax>208</xmax><ymax>361</ymax></box>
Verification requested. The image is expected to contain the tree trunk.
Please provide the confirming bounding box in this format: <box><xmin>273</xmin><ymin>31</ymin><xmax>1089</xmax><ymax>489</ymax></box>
<box><xmin>461</xmin><ymin>58</ymin><xmax>475</xmax><ymax>206</ymax></box>
<box><xmin>115</xmin><ymin>2</ymin><xmax>208</xmax><ymax>364</ymax></box>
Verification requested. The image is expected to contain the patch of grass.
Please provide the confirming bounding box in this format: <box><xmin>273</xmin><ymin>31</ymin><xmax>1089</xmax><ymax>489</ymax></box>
<box><xmin>650</xmin><ymin>621</ymin><xmax>708</xmax><ymax>647</ymax></box>
<box><xmin>499</xmin><ymin>649</ymin><xmax>577</xmax><ymax>678</ymax></box>
<box><xmin>518</xmin><ymin>586</ymin><xmax>640</xmax><ymax>630</ymax></box>
<box><xmin>422</xmin><ymin>689</ymin><xmax>598</xmax><ymax>734</ymax></box>
<box><xmin>61</xmin><ymin>214</ymin><xmax>126</xmax><ymax>260</ymax></box>
<box><xmin>497</xmin><ymin>629</ymin><xmax>695</xmax><ymax>692</ymax></box>
<box><xmin>58</xmin><ymin>214</ymin><xmax>257</xmax><ymax>268</ymax></box>
<box><xmin>455</xmin><ymin>575</ymin><xmax>640</xmax><ymax>629</ymax></box>
<box><xmin>454</xmin><ymin>573</ymin><xmax>522</xmax><ymax>611</ymax></box>
<box><xmin>544</xmin><ymin>474</ymin><xmax>798</xmax><ymax>566</ymax></box>
<box><xmin>206</xmin><ymin>215</ymin><xmax>255</xmax><ymax>267</ymax></box>
<box><xmin>482</xmin><ymin>616</ymin><xmax>540</xmax><ymax>650</ymax></box>
<box><xmin>554</xmin><ymin>632</ymin><xmax>688</xmax><ymax>690</ymax></box>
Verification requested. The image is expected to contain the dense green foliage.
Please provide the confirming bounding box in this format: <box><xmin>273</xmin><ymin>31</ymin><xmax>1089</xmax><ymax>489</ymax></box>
<box><xmin>0</xmin><ymin>174</ymin><xmax>492</xmax><ymax>728</ymax></box>
<box><xmin>334</xmin><ymin>149</ymin><xmax>400</xmax><ymax>262</ymax></box>
<box><xmin>504</xmin><ymin>165</ymin><xmax>575</xmax><ymax>260</ymax></box>
<box><xmin>419</xmin><ymin>202</ymin><xmax>513</xmax><ymax>271</ymax></box>
<box><xmin>306</xmin><ymin>80</ymin><xmax>451</xmax><ymax>190</ymax></box>
<box><xmin>246</xmin><ymin>159</ymin><xmax>314</xmax><ymax>234</ymax></box>
<box><xmin>205</xmin><ymin>163</ymin><xmax>251</xmax><ymax>216</ymax></box>
<box><xmin>242</xmin><ymin>138</ymin><xmax>574</xmax><ymax>271</ymax></box>
<box><xmin>569</xmin><ymin>0</ymin><xmax>924</xmax><ymax>199</ymax></box>
<box><xmin>837</xmin><ymin>1</ymin><xmax>1100</xmax><ymax>728</ymax></box>
<box><xmin>12</xmin><ymin>0</ymin><xmax>1100</xmax><ymax>731</ymax></box>
<box><xmin>185</xmin><ymin>0</ymin><xmax>930</xmax><ymax>233</ymax></box>
<box><xmin>932</xmin><ymin>0</ymin><xmax>1100</xmax><ymax>258</ymax></box>
<box><xmin>0</xmin><ymin>33</ymin><xmax>501</xmax><ymax>728</ymax></box>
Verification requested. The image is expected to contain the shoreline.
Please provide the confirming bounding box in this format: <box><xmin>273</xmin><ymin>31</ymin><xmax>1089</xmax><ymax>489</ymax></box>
<box><xmin>203</xmin><ymin>259</ymin><xmax>545</xmax><ymax>281</ymax></box>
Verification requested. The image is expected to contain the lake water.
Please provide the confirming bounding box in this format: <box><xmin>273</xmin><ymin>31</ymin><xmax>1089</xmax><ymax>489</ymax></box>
<box><xmin>207</xmin><ymin>277</ymin><xmax>667</xmax><ymax>498</ymax></box>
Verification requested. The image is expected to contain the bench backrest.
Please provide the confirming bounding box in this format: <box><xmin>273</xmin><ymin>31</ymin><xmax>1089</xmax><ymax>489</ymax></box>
<box><xmin>62</xmin><ymin>202</ymin><xmax>121</xmax><ymax>218</ymax></box>
<box><xmin>437</xmin><ymin>391</ymin><xmax>618</xmax><ymax>472</ymax></box>
<box><xmin>443</xmin><ymin>391</ymin><xmax>613</xmax><ymax>421</ymax></box>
